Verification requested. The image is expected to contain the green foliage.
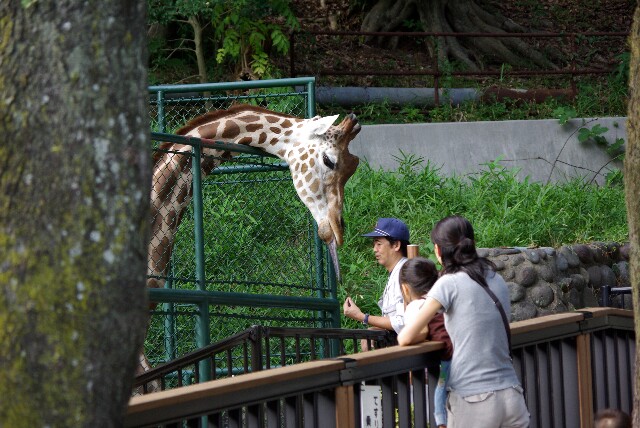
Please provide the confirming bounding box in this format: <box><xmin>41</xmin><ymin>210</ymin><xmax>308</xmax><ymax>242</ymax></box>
<box><xmin>553</xmin><ymin>106</ymin><xmax>577</xmax><ymax>125</ymax></box>
<box><xmin>147</xmin><ymin>0</ymin><xmax>203</xmax><ymax>23</ymax></box>
<box><xmin>147</xmin><ymin>0</ymin><xmax>299</xmax><ymax>82</ymax></box>
<box><xmin>552</xmin><ymin>107</ymin><xmax>625</xmax><ymax>184</ymax></box>
<box><xmin>211</xmin><ymin>0</ymin><xmax>299</xmax><ymax>78</ymax></box>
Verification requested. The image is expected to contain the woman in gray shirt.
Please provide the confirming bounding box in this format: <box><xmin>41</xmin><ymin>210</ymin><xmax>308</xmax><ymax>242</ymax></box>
<box><xmin>398</xmin><ymin>215</ymin><xmax>529</xmax><ymax>428</ymax></box>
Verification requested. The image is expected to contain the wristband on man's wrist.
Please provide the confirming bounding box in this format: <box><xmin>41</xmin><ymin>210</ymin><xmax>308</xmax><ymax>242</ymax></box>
<box><xmin>362</xmin><ymin>313</ymin><xmax>369</xmax><ymax>325</ymax></box>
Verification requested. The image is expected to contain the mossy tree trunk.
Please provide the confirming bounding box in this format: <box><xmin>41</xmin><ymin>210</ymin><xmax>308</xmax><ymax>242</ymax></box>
<box><xmin>627</xmin><ymin>5</ymin><xmax>640</xmax><ymax>427</ymax></box>
<box><xmin>0</xmin><ymin>1</ymin><xmax>150</xmax><ymax>426</ymax></box>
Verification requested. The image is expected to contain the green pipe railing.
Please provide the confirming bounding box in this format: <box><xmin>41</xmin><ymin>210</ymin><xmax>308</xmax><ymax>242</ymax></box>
<box><xmin>148</xmin><ymin>77</ymin><xmax>342</xmax><ymax>363</ymax></box>
<box><xmin>148</xmin><ymin>288</ymin><xmax>338</xmax><ymax>311</ymax></box>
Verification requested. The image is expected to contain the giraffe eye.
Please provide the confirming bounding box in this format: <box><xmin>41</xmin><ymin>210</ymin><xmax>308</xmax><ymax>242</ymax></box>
<box><xmin>322</xmin><ymin>153</ymin><xmax>335</xmax><ymax>170</ymax></box>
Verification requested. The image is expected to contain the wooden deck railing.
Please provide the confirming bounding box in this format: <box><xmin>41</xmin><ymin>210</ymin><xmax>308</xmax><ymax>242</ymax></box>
<box><xmin>126</xmin><ymin>307</ymin><xmax>635</xmax><ymax>428</ymax></box>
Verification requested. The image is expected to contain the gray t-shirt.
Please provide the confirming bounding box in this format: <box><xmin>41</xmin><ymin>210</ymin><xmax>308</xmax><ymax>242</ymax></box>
<box><xmin>427</xmin><ymin>270</ymin><xmax>520</xmax><ymax>397</ymax></box>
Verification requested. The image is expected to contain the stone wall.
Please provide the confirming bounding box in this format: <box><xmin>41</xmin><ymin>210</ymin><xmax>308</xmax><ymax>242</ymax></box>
<box><xmin>477</xmin><ymin>242</ymin><xmax>631</xmax><ymax>321</ymax></box>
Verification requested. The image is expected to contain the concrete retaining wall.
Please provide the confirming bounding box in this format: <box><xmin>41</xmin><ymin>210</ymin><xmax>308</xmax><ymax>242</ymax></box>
<box><xmin>350</xmin><ymin>117</ymin><xmax>626</xmax><ymax>184</ymax></box>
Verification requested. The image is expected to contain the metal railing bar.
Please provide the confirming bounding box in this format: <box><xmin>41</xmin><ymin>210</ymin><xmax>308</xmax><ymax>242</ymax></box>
<box><xmin>152</xmin><ymin>132</ymin><xmax>279</xmax><ymax>158</ymax></box>
<box><xmin>148</xmin><ymin>288</ymin><xmax>338</xmax><ymax>310</ymax></box>
<box><xmin>148</xmin><ymin>77</ymin><xmax>316</xmax><ymax>93</ymax></box>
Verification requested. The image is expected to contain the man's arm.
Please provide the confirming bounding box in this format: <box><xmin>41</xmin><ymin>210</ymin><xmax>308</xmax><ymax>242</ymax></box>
<box><xmin>343</xmin><ymin>297</ymin><xmax>393</xmax><ymax>331</ymax></box>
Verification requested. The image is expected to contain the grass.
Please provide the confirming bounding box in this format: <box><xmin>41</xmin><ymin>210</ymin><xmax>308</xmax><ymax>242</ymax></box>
<box><xmin>338</xmin><ymin>155</ymin><xmax>628</xmax><ymax>329</ymax></box>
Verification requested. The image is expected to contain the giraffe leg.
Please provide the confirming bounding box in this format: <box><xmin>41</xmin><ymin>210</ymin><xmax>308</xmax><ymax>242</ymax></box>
<box><xmin>131</xmin><ymin>349</ymin><xmax>161</xmax><ymax>396</ymax></box>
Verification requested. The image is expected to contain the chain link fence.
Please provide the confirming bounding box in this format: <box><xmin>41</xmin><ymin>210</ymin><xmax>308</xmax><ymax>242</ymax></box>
<box><xmin>145</xmin><ymin>78</ymin><xmax>341</xmax><ymax>368</ymax></box>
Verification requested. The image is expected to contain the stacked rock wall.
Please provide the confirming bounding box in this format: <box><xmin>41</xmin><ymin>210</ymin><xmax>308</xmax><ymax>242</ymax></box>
<box><xmin>477</xmin><ymin>242</ymin><xmax>631</xmax><ymax>321</ymax></box>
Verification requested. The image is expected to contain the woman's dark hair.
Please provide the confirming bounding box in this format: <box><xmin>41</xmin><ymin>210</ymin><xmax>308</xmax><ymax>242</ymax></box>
<box><xmin>430</xmin><ymin>215</ymin><xmax>496</xmax><ymax>287</ymax></box>
<box><xmin>400</xmin><ymin>257</ymin><xmax>439</xmax><ymax>295</ymax></box>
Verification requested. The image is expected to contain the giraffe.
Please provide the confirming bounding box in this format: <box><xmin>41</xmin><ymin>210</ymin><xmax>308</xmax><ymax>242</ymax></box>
<box><xmin>148</xmin><ymin>104</ymin><xmax>361</xmax><ymax>290</ymax></box>
<box><xmin>136</xmin><ymin>105</ymin><xmax>361</xmax><ymax>392</ymax></box>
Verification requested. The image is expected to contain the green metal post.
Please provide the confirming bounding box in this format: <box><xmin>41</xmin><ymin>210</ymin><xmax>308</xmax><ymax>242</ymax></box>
<box><xmin>163</xmin><ymin>263</ymin><xmax>176</xmax><ymax>361</ymax></box>
<box><xmin>191</xmin><ymin>140</ymin><xmax>212</xmax><ymax>381</ymax></box>
<box><xmin>307</xmin><ymin>84</ymin><xmax>326</xmax><ymax>325</ymax></box>
<box><xmin>308</xmin><ymin>81</ymin><xmax>340</xmax><ymax>329</ymax></box>
<box><xmin>156</xmin><ymin>91</ymin><xmax>166</xmax><ymax>133</ymax></box>
<box><xmin>309</xmin><ymin>80</ymin><xmax>340</xmax><ymax>359</ymax></box>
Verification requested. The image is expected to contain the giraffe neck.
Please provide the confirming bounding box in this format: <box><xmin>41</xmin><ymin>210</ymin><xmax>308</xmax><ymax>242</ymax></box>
<box><xmin>148</xmin><ymin>107</ymin><xmax>303</xmax><ymax>290</ymax></box>
<box><xmin>186</xmin><ymin>108</ymin><xmax>305</xmax><ymax>162</ymax></box>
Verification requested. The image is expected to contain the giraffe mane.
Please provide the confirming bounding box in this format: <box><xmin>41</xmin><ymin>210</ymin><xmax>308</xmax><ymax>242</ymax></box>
<box><xmin>175</xmin><ymin>104</ymin><xmax>298</xmax><ymax>135</ymax></box>
<box><xmin>153</xmin><ymin>105</ymin><xmax>298</xmax><ymax>166</ymax></box>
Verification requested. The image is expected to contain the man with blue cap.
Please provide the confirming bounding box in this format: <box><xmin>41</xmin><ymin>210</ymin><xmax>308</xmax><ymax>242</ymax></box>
<box><xmin>343</xmin><ymin>218</ymin><xmax>410</xmax><ymax>344</ymax></box>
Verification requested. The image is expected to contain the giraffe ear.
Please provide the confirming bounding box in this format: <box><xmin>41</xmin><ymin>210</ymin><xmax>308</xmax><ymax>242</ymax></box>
<box><xmin>310</xmin><ymin>114</ymin><xmax>339</xmax><ymax>135</ymax></box>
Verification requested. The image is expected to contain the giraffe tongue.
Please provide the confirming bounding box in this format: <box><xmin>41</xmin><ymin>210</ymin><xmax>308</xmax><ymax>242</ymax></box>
<box><xmin>327</xmin><ymin>239</ymin><xmax>341</xmax><ymax>282</ymax></box>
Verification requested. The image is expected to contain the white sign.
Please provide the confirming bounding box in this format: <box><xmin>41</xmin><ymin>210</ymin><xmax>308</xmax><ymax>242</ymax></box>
<box><xmin>360</xmin><ymin>384</ymin><xmax>382</xmax><ymax>427</ymax></box>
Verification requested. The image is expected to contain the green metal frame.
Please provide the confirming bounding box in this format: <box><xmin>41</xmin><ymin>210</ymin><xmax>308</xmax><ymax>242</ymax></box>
<box><xmin>146</xmin><ymin>78</ymin><xmax>341</xmax><ymax>371</ymax></box>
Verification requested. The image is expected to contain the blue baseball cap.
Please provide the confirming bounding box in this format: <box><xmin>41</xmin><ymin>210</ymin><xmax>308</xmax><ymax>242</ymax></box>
<box><xmin>362</xmin><ymin>218</ymin><xmax>410</xmax><ymax>242</ymax></box>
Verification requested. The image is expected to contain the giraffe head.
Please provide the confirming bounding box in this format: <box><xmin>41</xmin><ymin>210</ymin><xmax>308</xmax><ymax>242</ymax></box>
<box><xmin>285</xmin><ymin>112</ymin><xmax>361</xmax><ymax>279</ymax></box>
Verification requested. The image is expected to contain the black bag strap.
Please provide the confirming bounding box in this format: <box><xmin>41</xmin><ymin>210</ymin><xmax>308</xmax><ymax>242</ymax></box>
<box><xmin>478</xmin><ymin>284</ymin><xmax>512</xmax><ymax>359</ymax></box>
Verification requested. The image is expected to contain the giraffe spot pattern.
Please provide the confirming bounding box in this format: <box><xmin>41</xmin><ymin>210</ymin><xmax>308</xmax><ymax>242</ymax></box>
<box><xmin>238</xmin><ymin>115</ymin><xmax>260</xmax><ymax>122</ymax></box>
<box><xmin>269</xmin><ymin>138</ymin><xmax>279</xmax><ymax>145</ymax></box>
<box><xmin>281</xmin><ymin>119</ymin><xmax>293</xmax><ymax>128</ymax></box>
<box><xmin>166</xmin><ymin>209</ymin><xmax>177</xmax><ymax>228</ymax></box>
<box><xmin>258</xmin><ymin>132</ymin><xmax>267</xmax><ymax>144</ymax></box>
<box><xmin>284</xmin><ymin>130</ymin><xmax>293</xmax><ymax>136</ymax></box>
<box><xmin>199</xmin><ymin>122</ymin><xmax>219</xmax><ymax>137</ymax></box>
<box><xmin>222</xmin><ymin>121</ymin><xmax>241</xmax><ymax>138</ymax></box>
<box><xmin>237</xmin><ymin>136</ymin><xmax>253</xmax><ymax>145</ymax></box>
<box><xmin>266</xmin><ymin>115</ymin><xmax>279</xmax><ymax>123</ymax></box>
<box><xmin>201</xmin><ymin>157</ymin><xmax>218</xmax><ymax>174</ymax></box>
<box><xmin>301</xmin><ymin>163</ymin><xmax>308</xmax><ymax>174</ymax></box>
<box><xmin>300</xmin><ymin>153</ymin><xmax>308</xmax><ymax>161</ymax></box>
<box><xmin>277</xmin><ymin>149</ymin><xmax>286</xmax><ymax>157</ymax></box>
<box><xmin>270</xmin><ymin>127</ymin><xmax>281</xmax><ymax>134</ymax></box>
<box><xmin>309</xmin><ymin>158</ymin><xmax>315</xmax><ymax>167</ymax></box>
<box><xmin>246</xmin><ymin>123</ymin><xmax>263</xmax><ymax>132</ymax></box>
<box><xmin>305</xmin><ymin>173</ymin><xmax>313</xmax><ymax>182</ymax></box>
<box><xmin>309</xmin><ymin>179</ymin><xmax>320</xmax><ymax>193</ymax></box>
<box><xmin>176</xmin><ymin>184</ymin><xmax>190</xmax><ymax>205</ymax></box>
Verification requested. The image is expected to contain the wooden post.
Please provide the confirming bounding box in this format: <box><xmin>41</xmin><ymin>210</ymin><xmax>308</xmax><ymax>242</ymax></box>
<box><xmin>335</xmin><ymin>385</ymin><xmax>355</xmax><ymax>428</ymax></box>
<box><xmin>407</xmin><ymin>244</ymin><xmax>420</xmax><ymax>259</ymax></box>
<box><xmin>576</xmin><ymin>333</ymin><xmax>594</xmax><ymax>428</ymax></box>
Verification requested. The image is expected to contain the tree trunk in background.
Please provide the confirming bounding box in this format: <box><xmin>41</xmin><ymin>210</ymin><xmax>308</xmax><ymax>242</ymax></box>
<box><xmin>627</xmin><ymin>5</ymin><xmax>640</xmax><ymax>427</ymax></box>
<box><xmin>189</xmin><ymin>15</ymin><xmax>208</xmax><ymax>84</ymax></box>
<box><xmin>360</xmin><ymin>0</ymin><xmax>559</xmax><ymax>71</ymax></box>
<box><xmin>0</xmin><ymin>1</ymin><xmax>150</xmax><ymax>426</ymax></box>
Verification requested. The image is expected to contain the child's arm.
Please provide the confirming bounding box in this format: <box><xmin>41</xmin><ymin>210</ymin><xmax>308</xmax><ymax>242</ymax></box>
<box><xmin>397</xmin><ymin>297</ymin><xmax>443</xmax><ymax>346</ymax></box>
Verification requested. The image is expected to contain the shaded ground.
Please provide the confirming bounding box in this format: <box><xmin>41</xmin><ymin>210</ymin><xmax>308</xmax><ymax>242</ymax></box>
<box><xmin>288</xmin><ymin>0</ymin><xmax>635</xmax><ymax>88</ymax></box>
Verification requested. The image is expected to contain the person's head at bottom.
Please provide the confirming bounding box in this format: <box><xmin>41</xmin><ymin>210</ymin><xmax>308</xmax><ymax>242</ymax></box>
<box><xmin>594</xmin><ymin>408</ymin><xmax>631</xmax><ymax>428</ymax></box>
